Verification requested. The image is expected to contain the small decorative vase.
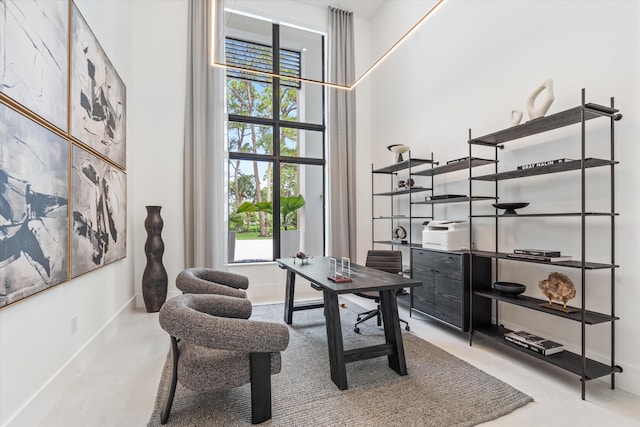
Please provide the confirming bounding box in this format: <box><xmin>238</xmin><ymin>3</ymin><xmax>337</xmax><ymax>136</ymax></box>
<box><xmin>142</xmin><ymin>206</ymin><xmax>168</xmax><ymax>312</ymax></box>
<box><xmin>527</xmin><ymin>79</ymin><xmax>555</xmax><ymax>120</ymax></box>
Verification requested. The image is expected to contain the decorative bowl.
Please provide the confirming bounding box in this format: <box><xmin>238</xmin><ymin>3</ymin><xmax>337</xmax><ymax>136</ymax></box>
<box><xmin>492</xmin><ymin>202</ymin><xmax>529</xmax><ymax>215</ymax></box>
<box><xmin>493</xmin><ymin>281</ymin><xmax>526</xmax><ymax>297</ymax></box>
<box><xmin>387</xmin><ymin>144</ymin><xmax>410</xmax><ymax>162</ymax></box>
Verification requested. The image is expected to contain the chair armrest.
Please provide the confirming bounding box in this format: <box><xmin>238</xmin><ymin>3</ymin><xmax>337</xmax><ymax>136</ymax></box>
<box><xmin>197</xmin><ymin>318</ymin><xmax>290</xmax><ymax>353</ymax></box>
<box><xmin>161</xmin><ymin>294</ymin><xmax>251</xmax><ymax>325</ymax></box>
<box><xmin>160</xmin><ymin>295</ymin><xmax>289</xmax><ymax>353</ymax></box>
<box><xmin>176</xmin><ymin>268</ymin><xmax>249</xmax><ymax>298</ymax></box>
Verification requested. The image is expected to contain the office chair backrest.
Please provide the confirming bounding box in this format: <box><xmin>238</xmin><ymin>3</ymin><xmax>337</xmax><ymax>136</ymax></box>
<box><xmin>365</xmin><ymin>250</ymin><xmax>402</xmax><ymax>275</ymax></box>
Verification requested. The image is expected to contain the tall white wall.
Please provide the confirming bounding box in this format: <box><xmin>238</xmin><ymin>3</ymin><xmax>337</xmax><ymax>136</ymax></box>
<box><xmin>0</xmin><ymin>1</ymin><xmax>189</xmax><ymax>425</ymax></box>
<box><xmin>363</xmin><ymin>0</ymin><xmax>640</xmax><ymax>395</ymax></box>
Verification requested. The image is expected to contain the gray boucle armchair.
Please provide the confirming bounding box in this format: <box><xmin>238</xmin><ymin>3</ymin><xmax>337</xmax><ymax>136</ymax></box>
<box><xmin>176</xmin><ymin>268</ymin><xmax>249</xmax><ymax>298</ymax></box>
<box><xmin>158</xmin><ymin>293</ymin><xmax>290</xmax><ymax>424</ymax></box>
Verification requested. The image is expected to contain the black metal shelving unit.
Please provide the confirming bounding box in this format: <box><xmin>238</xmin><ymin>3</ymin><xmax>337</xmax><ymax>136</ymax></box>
<box><xmin>467</xmin><ymin>89</ymin><xmax>622</xmax><ymax>400</ymax></box>
<box><xmin>371</xmin><ymin>154</ymin><xmax>436</xmax><ymax>253</ymax></box>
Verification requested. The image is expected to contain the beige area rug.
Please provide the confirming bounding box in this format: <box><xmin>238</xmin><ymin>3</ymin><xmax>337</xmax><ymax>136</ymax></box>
<box><xmin>148</xmin><ymin>301</ymin><xmax>532</xmax><ymax>426</ymax></box>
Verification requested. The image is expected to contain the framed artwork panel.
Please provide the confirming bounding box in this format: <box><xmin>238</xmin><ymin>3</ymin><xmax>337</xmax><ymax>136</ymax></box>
<box><xmin>71</xmin><ymin>145</ymin><xmax>126</xmax><ymax>278</ymax></box>
<box><xmin>70</xmin><ymin>3</ymin><xmax>126</xmax><ymax>168</ymax></box>
<box><xmin>0</xmin><ymin>103</ymin><xmax>69</xmax><ymax>307</ymax></box>
<box><xmin>0</xmin><ymin>0</ymin><xmax>68</xmax><ymax>131</ymax></box>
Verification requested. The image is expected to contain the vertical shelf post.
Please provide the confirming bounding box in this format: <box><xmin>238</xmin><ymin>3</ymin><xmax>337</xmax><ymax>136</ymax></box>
<box><xmin>610</xmin><ymin>96</ymin><xmax>617</xmax><ymax>390</ymax></box>
<box><xmin>580</xmin><ymin>89</ymin><xmax>587</xmax><ymax>400</ymax></box>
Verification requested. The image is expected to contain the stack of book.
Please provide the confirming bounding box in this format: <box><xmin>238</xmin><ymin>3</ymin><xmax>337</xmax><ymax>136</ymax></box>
<box><xmin>507</xmin><ymin>249</ymin><xmax>572</xmax><ymax>263</ymax></box>
<box><xmin>517</xmin><ymin>158</ymin><xmax>572</xmax><ymax>170</ymax></box>
<box><xmin>503</xmin><ymin>331</ymin><xmax>564</xmax><ymax>356</ymax></box>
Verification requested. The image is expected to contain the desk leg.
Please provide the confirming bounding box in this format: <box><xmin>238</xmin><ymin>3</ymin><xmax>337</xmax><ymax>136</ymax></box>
<box><xmin>284</xmin><ymin>270</ymin><xmax>296</xmax><ymax>324</ymax></box>
<box><xmin>323</xmin><ymin>291</ymin><xmax>348</xmax><ymax>390</ymax></box>
<box><xmin>380</xmin><ymin>290</ymin><xmax>407</xmax><ymax>376</ymax></box>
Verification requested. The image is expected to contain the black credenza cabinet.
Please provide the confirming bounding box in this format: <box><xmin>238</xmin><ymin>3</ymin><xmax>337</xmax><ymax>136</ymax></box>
<box><xmin>411</xmin><ymin>248</ymin><xmax>491</xmax><ymax>331</ymax></box>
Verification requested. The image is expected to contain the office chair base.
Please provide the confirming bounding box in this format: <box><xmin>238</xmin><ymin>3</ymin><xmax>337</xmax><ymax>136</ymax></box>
<box><xmin>354</xmin><ymin>310</ymin><xmax>411</xmax><ymax>333</ymax></box>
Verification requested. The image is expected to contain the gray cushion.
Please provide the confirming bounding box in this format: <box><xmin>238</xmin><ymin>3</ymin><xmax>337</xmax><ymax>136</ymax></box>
<box><xmin>178</xmin><ymin>343</ymin><xmax>282</xmax><ymax>391</ymax></box>
<box><xmin>159</xmin><ymin>294</ymin><xmax>290</xmax><ymax>393</ymax></box>
<box><xmin>176</xmin><ymin>268</ymin><xmax>249</xmax><ymax>298</ymax></box>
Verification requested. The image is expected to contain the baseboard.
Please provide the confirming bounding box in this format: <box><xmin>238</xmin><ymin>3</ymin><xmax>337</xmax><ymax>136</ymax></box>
<box><xmin>4</xmin><ymin>296</ymin><xmax>137</xmax><ymax>427</ymax></box>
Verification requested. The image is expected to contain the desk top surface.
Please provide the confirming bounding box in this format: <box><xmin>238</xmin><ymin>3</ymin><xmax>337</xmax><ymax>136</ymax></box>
<box><xmin>276</xmin><ymin>256</ymin><xmax>421</xmax><ymax>295</ymax></box>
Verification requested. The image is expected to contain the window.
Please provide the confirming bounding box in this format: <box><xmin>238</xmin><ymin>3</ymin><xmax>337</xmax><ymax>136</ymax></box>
<box><xmin>225</xmin><ymin>14</ymin><xmax>325</xmax><ymax>263</ymax></box>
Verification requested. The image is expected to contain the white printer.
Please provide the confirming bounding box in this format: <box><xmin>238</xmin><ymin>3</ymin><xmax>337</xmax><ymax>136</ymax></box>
<box><xmin>422</xmin><ymin>220</ymin><xmax>469</xmax><ymax>250</ymax></box>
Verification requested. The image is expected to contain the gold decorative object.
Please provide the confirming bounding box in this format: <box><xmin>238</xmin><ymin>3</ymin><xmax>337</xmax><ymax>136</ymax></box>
<box><xmin>538</xmin><ymin>272</ymin><xmax>577</xmax><ymax>312</ymax></box>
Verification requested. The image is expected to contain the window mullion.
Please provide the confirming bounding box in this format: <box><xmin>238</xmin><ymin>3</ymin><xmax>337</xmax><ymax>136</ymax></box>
<box><xmin>272</xmin><ymin>23</ymin><xmax>282</xmax><ymax>258</ymax></box>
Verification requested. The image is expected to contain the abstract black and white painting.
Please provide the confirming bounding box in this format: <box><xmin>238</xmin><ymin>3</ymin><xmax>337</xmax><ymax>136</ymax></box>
<box><xmin>0</xmin><ymin>0</ymin><xmax>68</xmax><ymax>131</ymax></box>
<box><xmin>0</xmin><ymin>103</ymin><xmax>69</xmax><ymax>307</ymax></box>
<box><xmin>71</xmin><ymin>145</ymin><xmax>126</xmax><ymax>278</ymax></box>
<box><xmin>70</xmin><ymin>3</ymin><xmax>126</xmax><ymax>168</ymax></box>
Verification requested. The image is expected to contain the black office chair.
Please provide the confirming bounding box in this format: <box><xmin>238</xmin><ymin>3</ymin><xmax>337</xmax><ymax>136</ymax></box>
<box><xmin>354</xmin><ymin>250</ymin><xmax>410</xmax><ymax>333</ymax></box>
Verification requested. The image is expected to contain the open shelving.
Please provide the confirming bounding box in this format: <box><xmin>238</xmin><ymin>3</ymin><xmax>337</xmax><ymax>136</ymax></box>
<box><xmin>467</xmin><ymin>89</ymin><xmax>622</xmax><ymax>399</ymax></box>
<box><xmin>371</xmin><ymin>153</ymin><xmax>437</xmax><ymax>251</ymax></box>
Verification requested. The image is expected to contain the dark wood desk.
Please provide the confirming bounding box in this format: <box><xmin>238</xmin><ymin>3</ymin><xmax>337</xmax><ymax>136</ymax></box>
<box><xmin>276</xmin><ymin>256</ymin><xmax>421</xmax><ymax>390</ymax></box>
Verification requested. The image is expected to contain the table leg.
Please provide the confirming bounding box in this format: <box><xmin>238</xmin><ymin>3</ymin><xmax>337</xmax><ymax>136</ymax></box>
<box><xmin>284</xmin><ymin>270</ymin><xmax>296</xmax><ymax>324</ymax></box>
<box><xmin>322</xmin><ymin>291</ymin><xmax>348</xmax><ymax>390</ymax></box>
<box><xmin>379</xmin><ymin>290</ymin><xmax>407</xmax><ymax>375</ymax></box>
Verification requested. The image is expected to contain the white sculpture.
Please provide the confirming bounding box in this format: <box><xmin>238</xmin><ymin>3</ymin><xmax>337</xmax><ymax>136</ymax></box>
<box><xmin>527</xmin><ymin>79</ymin><xmax>555</xmax><ymax>120</ymax></box>
<box><xmin>511</xmin><ymin>109</ymin><xmax>523</xmax><ymax>126</ymax></box>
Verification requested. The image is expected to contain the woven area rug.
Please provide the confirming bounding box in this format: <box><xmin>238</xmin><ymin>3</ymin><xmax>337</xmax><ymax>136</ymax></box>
<box><xmin>148</xmin><ymin>300</ymin><xmax>532</xmax><ymax>426</ymax></box>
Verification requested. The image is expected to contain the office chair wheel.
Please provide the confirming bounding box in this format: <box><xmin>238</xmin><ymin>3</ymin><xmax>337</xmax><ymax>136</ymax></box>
<box><xmin>356</xmin><ymin>316</ymin><xmax>361</xmax><ymax>321</ymax></box>
<box><xmin>405</xmin><ymin>325</ymin><xmax>410</xmax><ymax>331</ymax></box>
<box><xmin>354</xmin><ymin>327</ymin><xmax>360</xmax><ymax>333</ymax></box>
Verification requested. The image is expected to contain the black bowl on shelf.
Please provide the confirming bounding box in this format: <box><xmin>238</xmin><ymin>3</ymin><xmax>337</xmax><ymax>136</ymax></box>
<box><xmin>492</xmin><ymin>202</ymin><xmax>529</xmax><ymax>215</ymax></box>
<box><xmin>493</xmin><ymin>281</ymin><xmax>526</xmax><ymax>297</ymax></box>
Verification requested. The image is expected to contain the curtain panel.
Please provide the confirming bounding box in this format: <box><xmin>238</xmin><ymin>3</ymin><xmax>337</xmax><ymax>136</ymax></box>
<box><xmin>328</xmin><ymin>7</ymin><xmax>357</xmax><ymax>259</ymax></box>
<box><xmin>183</xmin><ymin>0</ymin><xmax>226</xmax><ymax>268</ymax></box>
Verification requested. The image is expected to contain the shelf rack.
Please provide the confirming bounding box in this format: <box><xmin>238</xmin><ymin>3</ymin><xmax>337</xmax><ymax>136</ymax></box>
<box><xmin>467</xmin><ymin>89</ymin><xmax>622</xmax><ymax>399</ymax></box>
<box><xmin>371</xmin><ymin>153</ymin><xmax>437</xmax><ymax>251</ymax></box>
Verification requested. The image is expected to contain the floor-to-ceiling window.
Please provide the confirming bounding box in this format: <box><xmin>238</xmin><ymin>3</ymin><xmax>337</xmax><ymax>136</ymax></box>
<box><xmin>225</xmin><ymin>12</ymin><xmax>325</xmax><ymax>262</ymax></box>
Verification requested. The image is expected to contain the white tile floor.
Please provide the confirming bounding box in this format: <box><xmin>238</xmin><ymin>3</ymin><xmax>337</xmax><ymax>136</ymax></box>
<box><xmin>35</xmin><ymin>296</ymin><xmax>640</xmax><ymax>427</ymax></box>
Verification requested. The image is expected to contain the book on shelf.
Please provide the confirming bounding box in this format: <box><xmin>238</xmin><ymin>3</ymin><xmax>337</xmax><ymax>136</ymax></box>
<box><xmin>446</xmin><ymin>156</ymin><xmax>469</xmax><ymax>164</ymax></box>
<box><xmin>504</xmin><ymin>331</ymin><xmax>564</xmax><ymax>356</ymax></box>
<box><xmin>426</xmin><ymin>194</ymin><xmax>466</xmax><ymax>201</ymax></box>
<box><xmin>513</xmin><ymin>249</ymin><xmax>562</xmax><ymax>257</ymax></box>
<box><xmin>517</xmin><ymin>158</ymin><xmax>572</xmax><ymax>170</ymax></box>
<box><xmin>506</xmin><ymin>252</ymin><xmax>572</xmax><ymax>262</ymax></box>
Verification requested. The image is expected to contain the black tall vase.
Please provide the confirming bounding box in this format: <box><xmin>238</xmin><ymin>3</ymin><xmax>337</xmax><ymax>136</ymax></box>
<box><xmin>142</xmin><ymin>206</ymin><xmax>168</xmax><ymax>312</ymax></box>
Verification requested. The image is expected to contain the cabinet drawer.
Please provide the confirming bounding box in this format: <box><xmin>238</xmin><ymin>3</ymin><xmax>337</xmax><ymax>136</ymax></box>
<box><xmin>435</xmin><ymin>276</ymin><xmax>463</xmax><ymax>327</ymax></box>
<box><xmin>413</xmin><ymin>250</ymin><xmax>462</xmax><ymax>280</ymax></box>
<box><xmin>412</xmin><ymin>273</ymin><xmax>435</xmax><ymax>315</ymax></box>
<box><xmin>435</xmin><ymin>275</ymin><xmax>463</xmax><ymax>301</ymax></box>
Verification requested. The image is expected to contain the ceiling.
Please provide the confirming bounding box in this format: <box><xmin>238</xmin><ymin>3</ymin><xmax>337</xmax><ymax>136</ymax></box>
<box><xmin>295</xmin><ymin>0</ymin><xmax>385</xmax><ymax>20</ymax></box>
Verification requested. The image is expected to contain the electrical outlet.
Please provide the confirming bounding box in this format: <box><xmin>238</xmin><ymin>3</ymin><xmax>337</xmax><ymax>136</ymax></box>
<box><xmin>71</xmin><ymin>315</ymin><xmax>78</xmax><ymax>335</ymax></box>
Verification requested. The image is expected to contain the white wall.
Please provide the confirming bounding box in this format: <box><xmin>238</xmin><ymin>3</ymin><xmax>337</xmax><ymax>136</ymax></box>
<box><xmin>0</xmin><ymin>1</ymin><xmax>189</xmax><ymax>425</ymax></box>
<box><xmin>364</xmin><ymin>0</ymin><xmax>640</xmax><ymax>395</ymax></box>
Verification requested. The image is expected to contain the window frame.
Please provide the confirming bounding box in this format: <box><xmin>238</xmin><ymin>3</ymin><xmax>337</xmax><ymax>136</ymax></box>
<box><xmin>227</xmin><ymin>23</ymin><xmax>326</xmax><ymax>262</ymax></box>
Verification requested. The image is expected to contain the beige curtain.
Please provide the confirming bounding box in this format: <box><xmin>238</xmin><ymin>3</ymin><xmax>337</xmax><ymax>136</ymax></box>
<box><xmin>328</xmin><ymin>7</ymin><xmax>357</xmax><ymax>259</ymax></box>
<box><xmin>183</xmin><ymin>0</ymin><xmax>226</xmax><ymax>268</ymax></box>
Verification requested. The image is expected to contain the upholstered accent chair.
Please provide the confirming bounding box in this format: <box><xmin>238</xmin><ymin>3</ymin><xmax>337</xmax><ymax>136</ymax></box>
<box><xmin>158</xmin><ymin>294</ymin><xmax>290</xmax><ymax>424</ymax></box>
<box><xmin>176</xmin><ymin>268</ymin><xmax>249</xmax><ymax>298</ymax></box>
<box><xmin>354</xmin><ymin>250</ymin><xmax>410</xmax><ymax>333</ymax></box>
